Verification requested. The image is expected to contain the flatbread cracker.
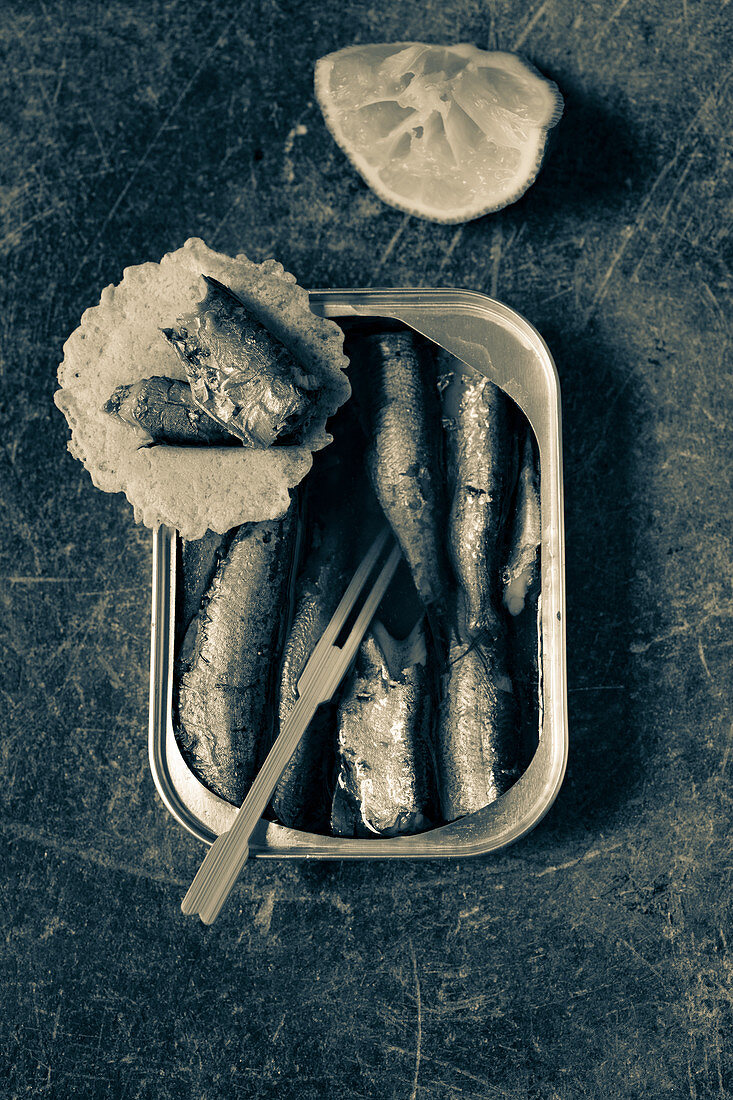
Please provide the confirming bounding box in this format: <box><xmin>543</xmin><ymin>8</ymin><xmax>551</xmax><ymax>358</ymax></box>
<box><xmin>55</xmin><ymin>238</ymin><xmax>350</xmax><ymax>539</ymax></box>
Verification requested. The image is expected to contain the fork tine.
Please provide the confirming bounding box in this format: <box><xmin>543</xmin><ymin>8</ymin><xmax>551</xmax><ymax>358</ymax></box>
<box><xmin>319</xmin><ymin>526</ymin><xmax>390</xmax><ymax>645</ymax></box>
<box><xmin>297</xmin><ymin>526</ymin><xmax>391</xmax><ymax>695</ymax></box>
<box><xmin>335</xmin><ymin>543</ymin><xmax>402</xmax><ymax>671</ymax></box>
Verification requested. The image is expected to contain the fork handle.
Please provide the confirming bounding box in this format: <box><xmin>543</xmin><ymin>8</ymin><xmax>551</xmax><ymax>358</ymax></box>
<box><xmin>181</xmin><ymin>833</ymin><xmax>250</xmax><ymax>924</ymax></box>
<box><xmin>180</xmin><ymin>532</ymin><xmax>401</xmax><ymax>924</ymax></box>
<box><xmin>180</xmin><ymin>688</ymin><xmax>320</xmax><ymax>922</ymax></box>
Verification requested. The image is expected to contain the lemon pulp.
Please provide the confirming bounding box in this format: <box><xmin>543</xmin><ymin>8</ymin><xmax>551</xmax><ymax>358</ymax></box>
<box><xmin>315</xmin><ymin>43</ymin><xmax>563</xmax><ymax>223</ymax></box>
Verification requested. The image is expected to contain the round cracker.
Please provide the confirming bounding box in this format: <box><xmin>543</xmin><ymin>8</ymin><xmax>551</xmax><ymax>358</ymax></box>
<box><xmin>55</xmin><ymin>238</ymin><xmax>351</xmax><ymax>540</ymax></box>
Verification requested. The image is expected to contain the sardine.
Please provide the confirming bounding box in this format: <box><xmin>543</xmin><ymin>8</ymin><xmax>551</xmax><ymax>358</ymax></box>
<box><xmin>175</xmin><ymin>529</ymin><xmax>232</xmax><ymax>664</ymax></box>
<box><xmin>175</xmin><ymin>503</ymin><xmax>297</xmax><ymax>805</ymax></box>
<box><xmin>164</xmin><ymin>276</ymin><xmax>320</xmax><ymax>448</ymax></box>
<box><xmin>437</xmin><ymin>355</ymin><xmax>519</xmax><ymax>818</ymax></box>
<box><xmin>439</xmin><ymin>355</ymin><xmax>515</xmax><ymax>642</ymax></box>
<box><xmin>295</xmin><ymin>397</ymin><xmax>425</xmax><ymax>644</ymax></box>
<box><xmin>351</xmin><ymin>331</ymin><xmax>448</xmax><ymax>611</ymax></box>
<box><xmin>503</xmin><ymin>428</ymin><xmax>541</xmax><ymax>616</ymax></box>
<box><xmin>332</xmin><ymin>620</ymin><xmax>434</xmax><ymax>837</ymax></box>
<box><xmin>438</xmin><ymin>634</ymin><xmax>519</xmax><ymax>821</ymax></box>
<box><xmin>104</xmin><ymin>376</ymin><xmax>237</xmax><ymax>445</ymax></box>
<box><xmin>270</xmin><ymin>520</ymin><xmax>352</xmax><ymax>832</ymax></box>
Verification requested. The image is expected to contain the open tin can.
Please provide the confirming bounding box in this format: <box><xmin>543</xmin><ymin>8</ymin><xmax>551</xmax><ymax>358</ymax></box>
<box><xmin>148</xmin><ymin>288</ymin><xmax>567</xmax><ymax>857</ymax></box>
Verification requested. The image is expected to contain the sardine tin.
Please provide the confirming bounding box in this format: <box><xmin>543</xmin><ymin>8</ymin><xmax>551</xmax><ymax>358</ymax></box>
<box><xmin>148</xmin><ymin>289</ymin><xmax>567</xmax><ymax>858</ymax></box>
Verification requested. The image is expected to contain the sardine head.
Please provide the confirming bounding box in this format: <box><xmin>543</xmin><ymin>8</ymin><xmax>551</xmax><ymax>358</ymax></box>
<box><xmin>161</xmin><ymin>326</ymin><xmax>193</xmax><ymax>363</ymax></box>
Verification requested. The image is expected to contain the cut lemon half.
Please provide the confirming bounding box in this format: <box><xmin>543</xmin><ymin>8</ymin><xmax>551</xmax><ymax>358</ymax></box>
<box><xmin>315</xmin><ymin>43</ymin><xmax>563</xmax><ymax>224</ymax></box>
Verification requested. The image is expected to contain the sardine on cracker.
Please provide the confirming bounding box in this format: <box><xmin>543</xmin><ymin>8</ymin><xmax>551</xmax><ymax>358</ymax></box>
<box><xmin>164</xmin><ymin>276</ymin><xmax>321</xmax><ymax>448</ymax></box>
<box><xmin>55</xmin><ymin>238</ymin><xmax>351</xmax><ymax>540</ymax></box>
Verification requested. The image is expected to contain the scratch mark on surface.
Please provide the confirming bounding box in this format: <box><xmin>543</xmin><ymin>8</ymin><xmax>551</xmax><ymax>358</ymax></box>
<box><xmin>51</xmin><ymin>54</ymin><xmax>66</xmax><ymax>107</ymax></box>
<box><xmin>435</xmin><ymin>225</ymin><xmax>465</xmax><ymax>277</ymax></box>
<box><xmin>512</xmin><ymin>0</ymin><xmax>552</xmax><ymax>49</ymax></box>
<box><xmin>56</xmin><ymin>593</ymin><xmax>111</xmax><ymax>697</ymax></box>
<box><xmin>388</xmin><ymin>1048</ymin><xmax>501</xmax><ymax>1094</ymax></box>
<box><xmin>583</xmin><ymin>69</ymin><xmax>732</xmax><ymax>323</ymax></box>
<box><xmin>0</xmin><ymin>820</ymin><xmax>188</xmax><ymax>888</ymax></box>
<box><xmin>535</xmin><ymin>842</ymin><xmax>623</xmax><ymax>876</ymax></box>
<box><xmin>627</xmin><ymin>615</ymin><xmax>733</xmax><ymax>654</ymax></box>
<box><xmin>421</xmin><ymin>1081</ymin><xmax>486</xmax><ymax>1099</ymax></box>
<box><xmin>408</xmin><ymin>938</ymin><xmax>422</xmax><ymax>1100</ymax></box>
<box><xmin>701</xmin><ymin>282</ymin><xmax>731</xmax><ymax>332</ymax></box>
<box><xmin>698</xmin><ymin>637</ymin><xmax>713</xmax><ymax>681</ymax></box>
<box><xmin>7</xmin><ymin>576</ymin><xmax>106</xmax><ymax>584</ymax></box>
<box><xmin>540</xmin><ymin>286</ymin><xmax>572</xmax><ymax>306</ymax></box>
<box><xmin>83</xmin><ymin>108</ymin><xmax>112</xmax><ymax>171</ymax></box>
<box><xmin>594</xmin><ymin>0</ymin><xmax>635</xmax><ymax>42</ymax></box>
<box><xmin>50</xmin><ymin>998</ymin><xmax>62</xmax><ymax>1042</ymax></box>
<box><xmin>422</xmin><ymin>993</ymin><xmax>496</xmax><ymax>1016</ymax></box>
<box><xmin>686</xmin><ymin>0</ymin><xmax>731</xmax><ymax>54</ymax></box>
<box><xmin>567</xmin><ymin>685</ymin><xmax>624</xmax><ymax>692</ymax></box>
<box><xmin>10</xmin><ymin>15</ymin><xmax>59</xmax><ymax>124</ymax></box>
<box><xmin>371</xmin><ymin>214</ymin><xmax>411</xmax><ymax>279</ymax></box>
<box><xmin>712</xmin><ymin>220</ymin><xmax>730</xmax><ymax>246</ymax></box>
<box><xmin>0</xmin><ymin>205</ymin><xmax>61</xmax><ymax>252</ymax></box>
<box><xmin>254</xmin><ymin>888</ymin><xmax>275</xmax><ymax>936</ymax></box>
<box><xmin>658</xmin><ymin>207</ymin><xmax>697</xmax><ymax>276</ymax></box>
<box><xmin>71</xmin><ymin>7</ymin><xmax>238</xmax><ymax>286</ymax></box>
<box><xmin>38</xmin><ymin>0</ymin><xmax>54</xmax><ymax>28</ymax></box>
<box><xmin>686</xmin><ymin>1054</ymin><xmax>697</xmax><ymax>1099</ymax></box>
<box><xmin>210</xmin><ymin>188</ymin><xmax>252</xmax><ymax>250</ymax></box>
<box><xmin>630</xmin><ymin>151</ymin><xmax>697</xmax><ymax>281</ymax></box>
<box><xmin>583</xmin><ymin>223</ymin><xmax>636</xmax><ymax>322</ymax></box>
<box><xmin>283</xmin><ymin>122</ymin><xmax>308</xmax><ymax>184</ymax></box>
<box><xmin>5</xmin><ymin>18</ymin><xmax>81</xmax><ymax>208</ymax></box>
<box><xmin>7</xmin><ymin>575</ymin><xmax>73</xmax><ymax>584</ymax></box>
<box><xmin>572</xmin><ymin>367</ymin><xmax>629</xmax><ymax>470</ymax></box>
<box><xmin>720</xmin><ymin>724</ymin><xmax>733</xmax><ymax>776</ymax></box>
<box><xmin>620</xmin><ymin>938</ymin><xmax>666</xmax><ymax>984</ymax></box>
<box><xmin>535</xmin><ymin>857</ymin><xmax>585</xmax><ymax>877</ymax></box>
<box><xmin>272</xmin><ymin>1013</ymin><xmax>287</xmax><ymax>1042</ymax></box>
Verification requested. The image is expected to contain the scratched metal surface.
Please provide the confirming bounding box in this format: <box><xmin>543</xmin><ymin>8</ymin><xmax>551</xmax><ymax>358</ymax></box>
<box><xmin>1</xmin><ymin>2</ymin><xmax>731</xmax><ymax>1098</ymax></box>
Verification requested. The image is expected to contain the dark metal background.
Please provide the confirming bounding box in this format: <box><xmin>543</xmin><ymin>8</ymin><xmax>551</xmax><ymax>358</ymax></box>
<box><xmin>1</xmin><ymin>3</ymin><xmax>730</xmax><ymax>1097</ymax></box>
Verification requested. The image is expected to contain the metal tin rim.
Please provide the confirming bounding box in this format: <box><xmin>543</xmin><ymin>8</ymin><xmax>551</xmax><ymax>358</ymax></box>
<box><xmin>148</xmin><ymin>288</ymin><xmax>567</xmax><ymax>857</ymax></box>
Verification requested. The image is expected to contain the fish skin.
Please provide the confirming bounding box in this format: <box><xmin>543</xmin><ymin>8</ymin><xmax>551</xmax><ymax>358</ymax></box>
<box><xmin>503</xmin><ymin>428</ymin><xmax>541</xmax><ymax>616</ymax></box>
<box><xmin>175</xmin><ymin>529</ymin><xmax>232</xmax><ymax>665</ymax></box>
<box><xmin>438</xmin><ymin>633</ymin><xmax>519</xmax><ymax>821</ymax></box>
<box><xmin>164</xmin><ymin>276</ymin><xmax>319</xmax><ymax>448</ymax></box>
<box><xmin>104</xmin><ymin>376</ymin><xmax>237</xmax><ymax>445</ymax></box>
<box><xmin>175</xmin><ymin>503</ymin><xmax>297</xmax><ymax>805</ymax></box>
<box><xmin>311</xmin><ymin>396</ymin><xmax>427</xmax><ymax>642</ymax></box>
<box><xmin>332</xmin><ymin>620</ymin><xmax>433</xmax><ymax>837</ymax></box>
<box><xmin>439</xmin><ymin>355</ymin><xmax>515</xmax><ymax>642</ymax></box>
<box><xmin>271</xmin><ymin>521</ymin><xmax>351</xmax><ymax>832</ymax></box>
<box><xmin>436</xmin><ymin>354</ymin><xmax>519</xmax><ymax>818</ymax></box>
<box><xmin>353</xmin><ymin>331</ymin><xmax>448</xmax><ymax>611</ymax></box>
